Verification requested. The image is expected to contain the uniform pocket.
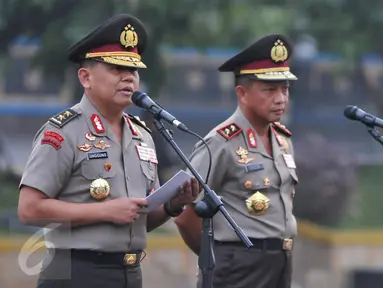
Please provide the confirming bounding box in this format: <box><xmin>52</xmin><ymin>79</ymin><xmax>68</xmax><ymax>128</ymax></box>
<box><xmin>139</xmin><ymin>160</ymin><xmax>156</xmax><ymax>181</ymax></box>
<box><xmin>81</xmin><ymin>160</ymin><xmax>116</xmax><ymax>180</ymax></box>
<box><xmin>126</xmin><ymin>265</ymin><xmax>143</xmax><ymax>288</ymax></box>
<box><xmin>212</xmin><ymin>245</ymin><xmax>236</xmax><ymax>286</ymax></box>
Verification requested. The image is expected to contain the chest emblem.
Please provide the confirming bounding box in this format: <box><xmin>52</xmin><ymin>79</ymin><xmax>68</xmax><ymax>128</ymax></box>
<box><xmin>246</xmin><ymin>192</ymin><xmax>270</xmax><ymax>216</ymax></box>
<box><xmin>78</xmin><ymin>143</ymin><xmax>92</xmax><ymax>152</ymax></box>
<box><xmin>236</xmin><ymin>146</ymin><xmax>254</xmax><ymax>164</ymax></box>
<box><xmin>94</xmin><ymin>140</ymin><xmax>111</xmax><ymax>150</ymax></box>
<box><xmin>90</xmin><ymin>178</ymin><xmax>110</xmax><ymax>200</ymax></box>
<box><xmin>85</xmin><ymin>132</ymin><xmax>96</xmax><ymax>141</ymax></box>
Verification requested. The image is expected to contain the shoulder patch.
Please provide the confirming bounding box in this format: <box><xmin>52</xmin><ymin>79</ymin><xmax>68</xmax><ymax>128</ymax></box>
<box><xmin>49</xmin><ymin>109</ymin><xmax>79</xmax><ymax>128</ymax></box>
<box><xmin>217</xmin><ymin>122</ymin><xmax>242</xmax><ymax>140</ymax></box>
<box><xmin>127</xmin><ymin>114</ymin><xmax>152</xmax><ymax>134</ymax></box>
<box><xmin>272</xmin><ymin>122</ymin><xmax>292</xmax><ymax>137</ymax></box>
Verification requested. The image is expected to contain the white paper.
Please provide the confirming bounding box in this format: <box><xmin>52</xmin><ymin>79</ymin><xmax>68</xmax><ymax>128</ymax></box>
<box><xmin>140</xmin><ymin>170</ymin><xmax>193</xmax><ymax>213</ymax></box>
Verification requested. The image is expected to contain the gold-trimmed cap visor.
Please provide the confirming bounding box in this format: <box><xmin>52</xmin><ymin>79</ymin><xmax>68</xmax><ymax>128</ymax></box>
<box><xmin>85</xmin><ymin>44</ymin><xmax>146</xmax><ymax>68</ymax></box>
<box><xmin>239</xmin><ymin>60</ymin><xmax>297</xmax><ymax>81</ymax></box>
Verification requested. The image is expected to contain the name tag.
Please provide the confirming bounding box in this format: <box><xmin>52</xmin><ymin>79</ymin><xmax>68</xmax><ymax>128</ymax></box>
<box><xmin>87</xmin><ymin>152</ymin><xmax>108</xmax><ymax>160</ymax></box>
<box><xmin>245</xmin><ymin>163</ymin><xmax>264</xmax><ymax>172</ymax></box>
<box><xmin>283</xmin><ymin>154</ymin><xmax>296</xmax><ymax>169</ymax></box>
<box><xmin>136</xmin><ymin>145</ymin><xmax>158</xmax><ymax>164</ymax></box>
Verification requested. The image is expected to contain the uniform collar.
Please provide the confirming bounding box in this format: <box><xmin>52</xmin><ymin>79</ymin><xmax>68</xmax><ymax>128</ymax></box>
<box><xmin>79</xmin><ymin>94</ymin><xmax>143</xmax><ymax>147</ymax></box>
<box><xmin>79</xmin><ymin>95</ymin><xmax>109</xmax><ymax>136</ymax></box>
<box><xmin>79</xmin><ymin>94</ymin><xmax>127</xmax><ymax>146</ymax></box>
<box><xmin>232</xmin><ymin>106</ymin><xmax>282</xmax><ymax>159</ymax></box>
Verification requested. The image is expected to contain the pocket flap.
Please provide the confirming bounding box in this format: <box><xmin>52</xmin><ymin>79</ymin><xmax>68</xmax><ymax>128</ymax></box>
<box><xmin>81</xmin><ymin>160</ymin><xmax>116</xmax><ymax>180</ymax></box>
<box><xmin>140</xmin><ymin>160</ymin><xmax>156</xmax><ymax>181</ymax></box>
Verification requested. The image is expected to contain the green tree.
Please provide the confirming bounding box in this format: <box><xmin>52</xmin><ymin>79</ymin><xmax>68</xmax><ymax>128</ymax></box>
<box><xmin>0</xmin><ymin>0</ymin><xmax>296</xmax><ymax>99</ymax></box>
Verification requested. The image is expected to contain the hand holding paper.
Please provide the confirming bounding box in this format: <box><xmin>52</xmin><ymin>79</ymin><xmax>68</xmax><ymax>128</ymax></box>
<box><xmin>141</xmin><ymin>170</ymin><xmax>200</xmax><ymax>213</ymax></box>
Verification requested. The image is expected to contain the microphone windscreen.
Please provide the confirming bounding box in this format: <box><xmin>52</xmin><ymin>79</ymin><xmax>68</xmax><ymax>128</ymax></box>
<box><xmin>131</xmin><ymin>91</ymin><xmax>145</xmax><ymax>107</ymax></box>
<box><xmin>344</xmin><ymin>105</ymin><xmax>358</xmax><ymax>120</ymax></box>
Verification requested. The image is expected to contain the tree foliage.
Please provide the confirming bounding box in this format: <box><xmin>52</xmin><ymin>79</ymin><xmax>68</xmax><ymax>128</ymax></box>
<box><xmin>0</xmin><ymin>0</ymin><xmax>296</xmax><ymax>99</ymax></box>
<box><xmin>1</xmin><ymin>0</ymin><xmax>383</xmax><ymax>95</ymax></box>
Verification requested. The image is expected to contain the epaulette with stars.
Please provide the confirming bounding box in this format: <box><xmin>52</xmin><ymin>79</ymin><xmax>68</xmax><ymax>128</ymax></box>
<box><xmin>48</xmin><ymin>109</ymin><xmax>80</xmax><ymax>128</ymax></box>
<box><xmin>216</xmin><ymin>122</ymin><xmax>242</xmax><ymax>140</ymax></box>
<box><xmin>126</xmin><ymin>114</ymin><xmax>152</xmax><ymax>134</ymax></box>
<box><xmin>272</xmin><ymin>122</ymin><xmax>292</xmax><ymax>137</ymax></box>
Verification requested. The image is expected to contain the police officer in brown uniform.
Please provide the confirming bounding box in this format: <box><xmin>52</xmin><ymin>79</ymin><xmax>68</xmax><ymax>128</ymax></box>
<box><xmin>174</xmin><ymin>35</ymin><xmax>299</xmax><ymax>288</ymax></box>
<box><xmin>17</xmin><ymin>14</ymin><xmax>199</xmax><ymax>288</ymax></box>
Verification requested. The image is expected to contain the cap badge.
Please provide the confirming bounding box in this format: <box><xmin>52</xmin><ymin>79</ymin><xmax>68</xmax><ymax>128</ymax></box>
<box><xmin>120</xmin><ymin>24</ymin><xmax>138</xmax><ymax>49</ymax></box>
<box><xmin>271</xmin><ymin>39</ymin><xmax>288</xmax><ymax>63</ymax></box>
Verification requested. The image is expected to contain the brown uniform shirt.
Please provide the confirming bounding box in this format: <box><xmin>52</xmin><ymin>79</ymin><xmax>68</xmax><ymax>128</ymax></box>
<box><xmin>189</xmin><ymin>107</ymin><xmax>298</xmax><ymax>241</ymax></box>
<box><xmin>20</xmin><ymin>95</ymin><xmax>160</xmax><ymax>252</ymax></box>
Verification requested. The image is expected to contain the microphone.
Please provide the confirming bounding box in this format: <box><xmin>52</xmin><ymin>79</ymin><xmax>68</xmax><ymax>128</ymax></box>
<box><xmin>344</xmin><ymin>105</ymin><xmax>383</xmax><ymax>128</ymax></box>
<box><xmin>131</xmin><ymin>91</ymin><xmax>189</xmax><ymax>132</ymax></box>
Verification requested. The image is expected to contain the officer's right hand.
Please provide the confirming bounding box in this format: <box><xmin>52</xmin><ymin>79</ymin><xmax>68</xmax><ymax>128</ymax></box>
<box><xmin>104</xmin><ymin>198</ymin><xmax>148</xmax><ymax>225</ymax></box>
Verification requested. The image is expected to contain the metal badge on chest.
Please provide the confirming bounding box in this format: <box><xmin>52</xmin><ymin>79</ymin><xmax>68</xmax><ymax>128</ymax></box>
<box><xmin>76</xmin><ymin>114</ymin><xmax>114</xmax><ymax>201</ymax></box>
<box><xmin>236</xmin><ymin>144</ymin><xmax>271</xmax><ymax>216</ymax></box>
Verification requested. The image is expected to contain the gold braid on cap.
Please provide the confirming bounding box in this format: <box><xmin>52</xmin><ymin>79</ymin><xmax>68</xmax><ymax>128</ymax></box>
<box><xmin>85</xmin><ymin>51</ymin><xmax>141</xmax><ymax>59</ymax></box>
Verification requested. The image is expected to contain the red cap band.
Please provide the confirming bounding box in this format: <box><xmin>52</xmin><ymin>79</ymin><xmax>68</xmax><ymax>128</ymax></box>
<box><xmin>240</xmin><ymin>59</ymin><xmax>288</xmax><ymax>71</ymax></box>
<box><xmin>87</xmin><ymin>44</ymin><xmax>138</xmax><ymax>54</ymax></box>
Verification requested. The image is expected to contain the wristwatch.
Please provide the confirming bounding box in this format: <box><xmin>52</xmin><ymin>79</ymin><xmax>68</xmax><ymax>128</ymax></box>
<box><xmin>163</xmin><ymin>202</ymin><xmax>184</xmax><ymax>217</ymax></box>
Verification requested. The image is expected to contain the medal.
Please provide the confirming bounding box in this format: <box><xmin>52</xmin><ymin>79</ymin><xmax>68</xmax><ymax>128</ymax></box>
<box><xmin>94</xmin><ymin>140</ymin><xmax>111</xmax><ymax>150</ymax></box>
<box><xmin>78</xmin><ymin>144</ymin><xmax>92</xmax><ymax>152</ymax></box>
<box><xmin>86</xmin><ymin>132</ymin><xmax>96</xmax><ymax>141</ymax></box>
<box><xmin>104</xmin><ymin>163</ymin><xmax>112</xmax><ymax>172</ymax></box>
<box><xmin>236</xmin><ymin>146</ymin><xmax>254</xmax><ymax>164</ymax></box>
<box><xmin>90</xmin><ymin>178</ymin><xmax>110</xmax><ymax>200</ymax></box>
<box><xmin>245</xmin><ymin>191</ymin><xmax>269</xmax><ymax>215</ymax></box>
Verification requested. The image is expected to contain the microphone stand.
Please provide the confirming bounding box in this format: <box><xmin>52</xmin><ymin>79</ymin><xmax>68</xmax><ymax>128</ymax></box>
<box><xmin>152</xmin><ymin>118</ymin><xmax>253</xmax><ymax>288</ymax></box>
<box><xmin>366</xmin><ymin>125</ymin><xmax>383</xmax><ymax>146</ymax></box>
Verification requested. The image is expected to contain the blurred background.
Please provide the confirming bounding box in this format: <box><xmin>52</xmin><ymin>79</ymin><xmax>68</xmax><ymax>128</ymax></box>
<box><xmin>1</xmin><ymin>0</ymin><xmax>383</xmax><ymax>287</ymax></box>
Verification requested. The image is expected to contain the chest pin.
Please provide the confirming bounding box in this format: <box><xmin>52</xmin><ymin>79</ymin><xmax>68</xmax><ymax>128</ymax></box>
<box><xmin>90</xmin><ymin>178</ymin><xmax>110</xmax><ymax>200</ymax></box>
<box><xmin>236</xmin><ymin>146</ymin><xmax>254</xmax><ymax>164</ymax></box>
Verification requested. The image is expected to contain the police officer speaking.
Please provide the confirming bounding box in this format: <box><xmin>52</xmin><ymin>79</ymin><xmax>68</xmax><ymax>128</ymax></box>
<box><xmin>174</xmin><ymin>35</ymin><xmax>299</xmax><ymax>288</ymax></box>
<box><xmin>17</xmin><ymin>14</ymin><xmax>199</xmax><ymax>288</ymax></box>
